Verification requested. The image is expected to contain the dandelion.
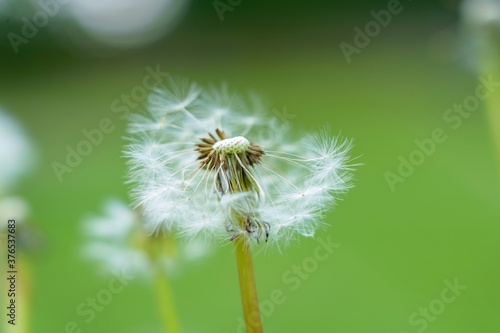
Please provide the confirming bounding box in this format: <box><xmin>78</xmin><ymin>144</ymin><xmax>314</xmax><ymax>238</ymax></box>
<box><xmin>82</xmin><ymin>198</ymin><xmax>209</xmax><ymax>278</ymax></box>
<box><xmin>0</xmin><ymin>109</ymin><xmax>37</xmax><ymax>333</ymax></box>
<box><xmin>125</xmin><ymin>78</ymin><xmax>355</xmax><ymax>332</ymax></box>
<box><xmin>460</xmin><ymin>0</ymin><xmax>500</xmax><ymax>174</ymax></box>
<box><xmin>0</xmin><ymin>196</ymin><xmax>30</xmax><ymax>226</ymax></box>
<box><xmin>82</xmin><ymin>198</ymin><xmax>210</xmax><ymax>333</ymax></box>
<box><xmin>460</xmin><ymin>0</ymin><xmax>500</xmax><ymax>73</ymax></box>
<box><xmin>0</xmin><ymin>109</ymin><xmax>35</xmax><ymax>195</ymax></box>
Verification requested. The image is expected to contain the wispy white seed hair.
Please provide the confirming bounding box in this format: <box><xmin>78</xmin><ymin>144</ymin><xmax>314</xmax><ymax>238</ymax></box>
<box><xmin>125</xmin><ymin>78</ymin><xmax>355</xmax><ymax>248</ymax></box>
<box><xmin>0</xmin><ymin>109</ymin><xmax>35</xmax><ymax>194</ymax></box>
<box><xmin>82</xmin><ymin>199</ymin><xmax>210</xmax><ymax>278</ymax></box>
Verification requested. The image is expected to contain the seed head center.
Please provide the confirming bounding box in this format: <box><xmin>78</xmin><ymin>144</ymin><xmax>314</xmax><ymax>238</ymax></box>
<box><xmin>213</xmin><ymin>136</ymin><xmax>250</xmax><ymax>154</ymax></box>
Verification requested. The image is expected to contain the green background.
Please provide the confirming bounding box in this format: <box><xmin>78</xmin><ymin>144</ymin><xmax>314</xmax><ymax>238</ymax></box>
<box><xmin>1</xmin><ymin>0</ymin><xmax>499</xmax><ymax>332</ymax></box>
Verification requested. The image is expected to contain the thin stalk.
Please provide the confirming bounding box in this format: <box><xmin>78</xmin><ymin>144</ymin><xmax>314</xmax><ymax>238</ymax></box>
<box><xmin>485</xmin><ymin>70</ymin><xmax>500</xmax><ymax>176</ymax></box>
<box><xmin>153</xmin><ymin>265</ymin><xmax>182</xmax><ymax>333</ymax></box>
<box><xmin>234</xmin><ymin>236</ymin><xmax>263</xmax><ymax>333</ymax></box>
<box><xmin>480</xmin><ymin>55</ymin><xmax>500</xmax><ymax>179</ymax></box>
<box><xmin>3</xmin><ymin>257</ymin><xmax>30</xmax><ymax>333</ymax></box>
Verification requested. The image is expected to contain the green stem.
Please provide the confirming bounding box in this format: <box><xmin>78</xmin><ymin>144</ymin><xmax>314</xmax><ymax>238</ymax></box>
<box><xmin>485</xmin><ymin>71</ymin><xmax>500</xmax><ymax>176</ymax></box>
<box><xmin>234</xmin><ymin>236</ymin><xmax>264</xmax><ymax>333</ymax></box>
<box><xmin>154</xmin><ymin>266</ymin><xmax>182</xmax><ymax>333</ymax></box>
<box><xmin>478</xmin><ymin>48</ymin><xmax>500</xmax><ymax>179</ymax></box>
<box><xmin>3</xmin><ymin>257</ymin><xmax>30</xmax><ymax>333</ymax></box>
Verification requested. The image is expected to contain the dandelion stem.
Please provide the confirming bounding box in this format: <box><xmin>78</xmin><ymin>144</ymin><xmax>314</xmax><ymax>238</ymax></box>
<box><xmin>3</xmin><ymin>258</ymin><xmax>30</xmax><ymax>333</ymax></box>
<box><xmin>480</xmin><ymin>58</ymin><xmax>500</xmax><ymax>179</ymax></box>
<box><xmin>154</xmin><ymin>266</ymin><xmax>182</xmax><ymax>333</ymax></box>
<box><xmin>485</xmin><ymin>71</ymin><xmax>500</xmax><ymax>178</ymax></box>
<box><xmin>234</xmin><ymin>236</ymin><xmax>264</xmax><ymax>333</ymax></box>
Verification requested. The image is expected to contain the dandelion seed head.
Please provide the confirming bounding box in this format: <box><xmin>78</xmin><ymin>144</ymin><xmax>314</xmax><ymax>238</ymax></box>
<box><xmin>462</xmin><ymin>0</ymin><xmax>500</xmax><ymax>27</ymax></box>
<box><xmin>0</xmin><ymin>109</ymin><xmax>35</xmax><ymax>194</ymax></box>
<box><xmin>460</xmin><ymin>0</ymin><xmax>500</xmax><ymax>73</ymax></box>
<box><xmin>82</xmin><ymin>199</ymin><xmax>210</xmax><ymax>278</ymax></box>
<box><xmin>0</xmin><ymin>196</ymin><xmax>30</xmax><ymax>229</ymax></box>
<box><xmin>213</xmin><ymin>136</ymin><xmax>250</xmax><ymax>154</ymax></box>
<box><xmin>125</xmin><ymin>79</ymin><xmax>355</xmax><ymax>248</ymax></box>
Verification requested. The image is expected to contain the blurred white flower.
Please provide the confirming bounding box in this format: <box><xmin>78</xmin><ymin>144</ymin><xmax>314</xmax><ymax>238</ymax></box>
<box><xmin>0</xmin><ymin>109</ymin><xmax>35</xmax><ymax>194</ymax></box>
<box><xmin>82</xmin><ymin>198</ymin><xmax>209</xmax><ymax>278</ymax></box>
<box><xmin>0</xmin><ymin>196</ymin><xmax>29</xmax><ymax>230</ymax></box>
<box><xmin>65</xmin><ymin>0</ymin><xmax>189</xmax><ymax>49</ymax></box>
<box><xmin>460</xmin><ymin>0</ymin><xmax>500</xmax><ymax>72</ymax></box>
<box><xmin>462</xmin><ymin>0</ymin><xmax>500</xmax><ymax>27</ymax></box>
<box><xmin>125</xmin><ymin>79</ymin><xmax>355</xmax><ymax>248</ymax></box>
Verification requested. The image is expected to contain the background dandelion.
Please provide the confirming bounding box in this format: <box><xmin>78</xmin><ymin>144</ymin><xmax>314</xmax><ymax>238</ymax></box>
<box><xmin>0</xmin><ymin>109</ymin><xmax>38</xmax><ymax>333</ymax></box>
<box><xmin>82</xmin><ymin>198</ymin><xmax>211</xmax><ymax>333</ymax></box>
<box><xmin>460</xmin><ymin>0</ymin><xmax>500</xmax><ymax>175</ymax></box>
<box><xmin>0</xmin><ymin>109</ymin><xmax>36</xmax><ymax>194</ymax></box>
<box><xmin>82</xmin><ymin>198</ymin><xmax>210</xmax><ymax>278</ymax></box>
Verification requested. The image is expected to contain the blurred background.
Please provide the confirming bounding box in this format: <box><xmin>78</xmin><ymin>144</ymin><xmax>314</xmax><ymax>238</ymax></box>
<box><xmin>1</xmin><ymin>0</ymin><xmax>499</xmax><ymax>332</ymax></box>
